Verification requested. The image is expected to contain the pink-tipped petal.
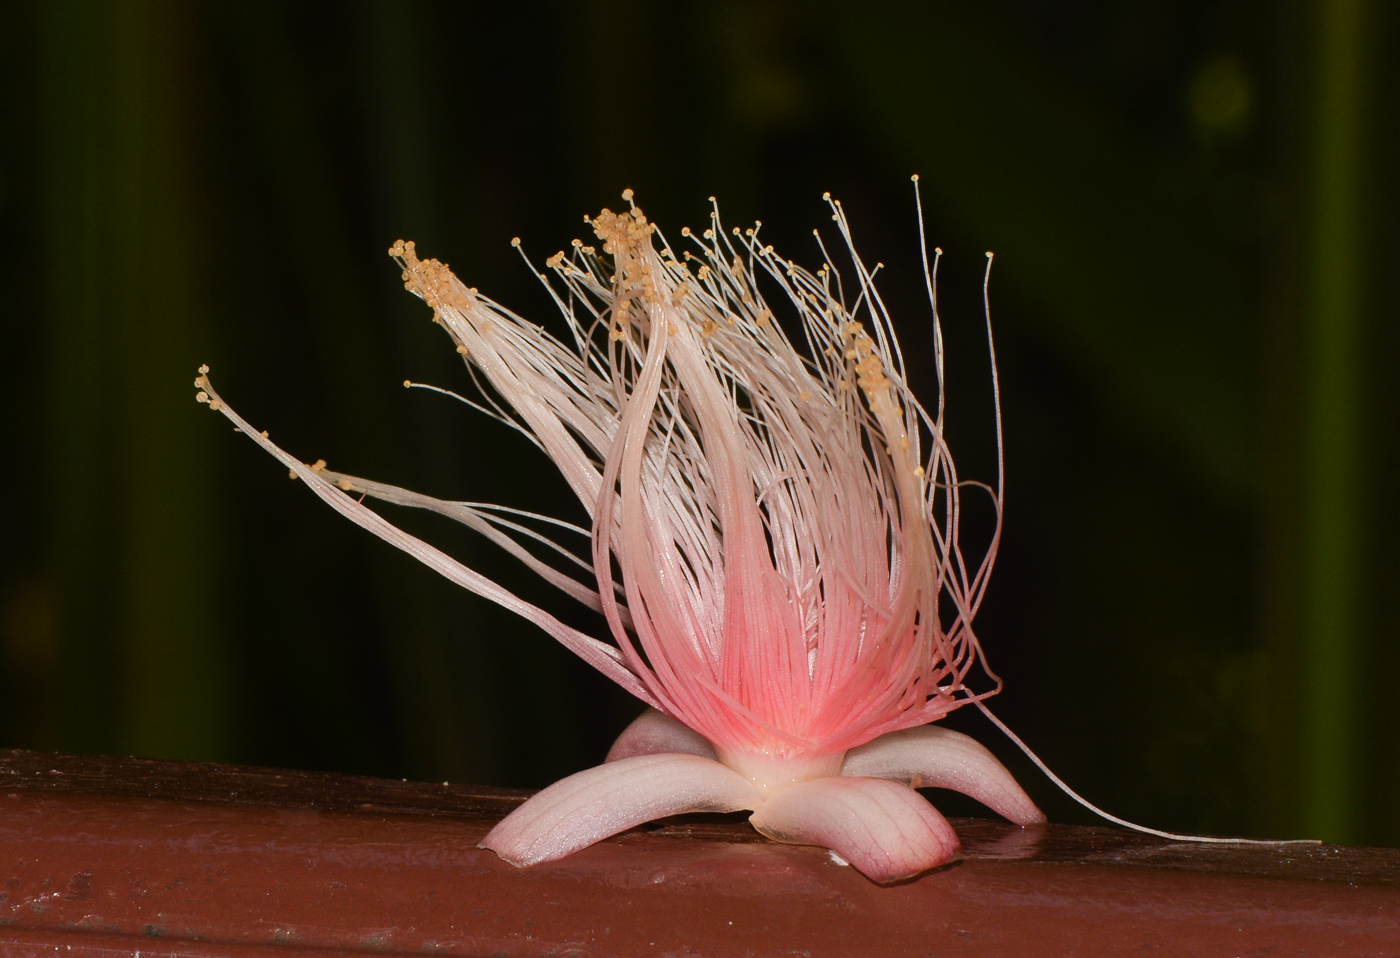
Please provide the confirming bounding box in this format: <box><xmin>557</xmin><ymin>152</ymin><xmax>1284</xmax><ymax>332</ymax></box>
<box><xmin>748</xmin><ymin>776</ymin><xmax>960</xmax><ymax>883</ymax></box>
<box><xmin>605</xmin><ymin>708</ymin><xmax>718</xmax><ymax>763</ymax></box>
<box><xmin>481</xmin><ymin>753</ymin><xmax>761</xmax><ymax>866</ymax></box>
<box><xmin>841</xmin><ymin>725</ymin><xmax>1046</xmax><ymax>825</ymax></box>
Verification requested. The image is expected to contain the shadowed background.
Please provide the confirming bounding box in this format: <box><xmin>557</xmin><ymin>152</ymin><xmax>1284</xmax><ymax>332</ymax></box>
<box><xmin>1</xmin><ymin>0</ymin><xmax>1395</xmax><ymax>846</ymax></box>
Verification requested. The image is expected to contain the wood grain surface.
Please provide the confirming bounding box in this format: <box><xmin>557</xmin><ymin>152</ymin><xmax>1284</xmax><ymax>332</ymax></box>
<box><xmin>1</xmin><ymin>749</ymin><xmax>1396</xmax><ymax>957</ymax></box>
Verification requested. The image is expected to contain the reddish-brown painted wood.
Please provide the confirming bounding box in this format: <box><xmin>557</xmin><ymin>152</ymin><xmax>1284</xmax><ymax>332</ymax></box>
<box><xmin>1</xmin><ymin>749</ymin><xmax>1397</xmax><ymax>956</ymax></box>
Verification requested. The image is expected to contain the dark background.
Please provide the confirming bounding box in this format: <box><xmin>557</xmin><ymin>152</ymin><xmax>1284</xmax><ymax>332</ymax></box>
<box><xmin>1</xmin><ymin>0</ymin><xmax>1395</xmax><ymax>847</ymax></box>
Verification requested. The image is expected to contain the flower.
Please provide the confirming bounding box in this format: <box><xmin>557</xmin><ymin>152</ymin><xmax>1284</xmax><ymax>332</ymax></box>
<box><xmin>195</xmin><ymin>185</ymin><xmax>1043</xmax><ymax>883</ymax></box>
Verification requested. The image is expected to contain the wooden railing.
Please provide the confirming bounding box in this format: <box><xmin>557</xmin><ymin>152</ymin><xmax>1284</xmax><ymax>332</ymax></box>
<box><xmin>1</xmin><ymin>749</ymin><xmax>1396</xmax><ymax>956</ymax></box>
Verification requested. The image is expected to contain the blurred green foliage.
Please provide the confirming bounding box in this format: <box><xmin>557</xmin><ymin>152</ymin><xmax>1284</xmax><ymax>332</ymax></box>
<box><xmin>1</xmin><ymin>0</ymin><xmax>1395</xmax><ymax>846</ymax></box>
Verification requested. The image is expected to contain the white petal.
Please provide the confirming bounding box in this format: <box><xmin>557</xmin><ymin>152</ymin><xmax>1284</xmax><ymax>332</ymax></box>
<box><xmin>481</xmin><ymin>753</ymin><xmax>762</xmax><ymax>866</ymax></box>
<box><xmin>749</xmin><ymin>776</ymin><xmax>960</xmax><ymax>883</ymax></box>
<box><xmin>840</xmin><ymin>725</ymin><xmax>1045</xmax><ymax>825</ymax></box>
<box><xmin>605</xmin><ymin>708</ymin><xmax>718</xmax><ymax>763</ymax></box>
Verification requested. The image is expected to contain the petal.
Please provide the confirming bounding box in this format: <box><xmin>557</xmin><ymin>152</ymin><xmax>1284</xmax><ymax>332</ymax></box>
<box><xmin>605</xmin><ymin>708</ymin><xmax>718</xmax><ymax>763</ymax></box>
<box><xmin>841</xmin><ymin>725</ymin><xmax>1046</xmax><ymax>825</ymax></box>
<box><xmin>481</xmin><ymin>753</ymin><xmax>762</xmax><ymax>866</ymax></box>
<box><xmin>749</xmin><ymin>776</ymin><xmax>960</xmax><ymax>883</ymax></box>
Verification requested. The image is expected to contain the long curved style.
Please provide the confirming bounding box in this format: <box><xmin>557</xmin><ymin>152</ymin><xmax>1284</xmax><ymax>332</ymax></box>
<box><xmin>196</xmin><ymin>185</ymin><xmax>1043</xmax><ymax>883</ymax></box>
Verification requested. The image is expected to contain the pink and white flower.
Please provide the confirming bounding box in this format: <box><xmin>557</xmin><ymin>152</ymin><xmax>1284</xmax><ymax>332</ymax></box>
<box><xmin>195</xmin><ymin>187</ymin><xmax>1043</xmax><ymax>883</ymax></box>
